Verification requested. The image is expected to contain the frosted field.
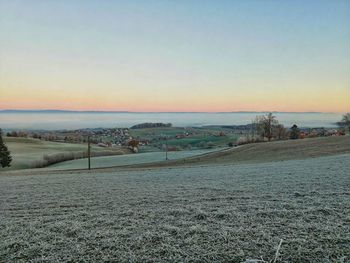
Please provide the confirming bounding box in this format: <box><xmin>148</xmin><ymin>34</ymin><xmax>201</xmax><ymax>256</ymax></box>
<box><xmin>48</xmin><ymin>149</ymin><xmax>219</xmax><ymax>170</ymax></box>
<box><xmin>3</xmin><ymin>137</ymin><xmax>127</xmax><ymax>170</ymax></box>
<box><xmin>1</xmin><ymin>154</ymin><xmax>349</xmax><ymax>262</ymax></box>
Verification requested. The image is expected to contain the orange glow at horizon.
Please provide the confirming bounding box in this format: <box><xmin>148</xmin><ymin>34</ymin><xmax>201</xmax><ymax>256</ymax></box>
<box><xmin>1</xmin><ymin>57</ymin><xmax>349</xmax><ymax>113</ymax></box>
<box><xmin>1</xmin><ymin>91</ymin><xmax>349</xmax><ymax>113</ymax></box>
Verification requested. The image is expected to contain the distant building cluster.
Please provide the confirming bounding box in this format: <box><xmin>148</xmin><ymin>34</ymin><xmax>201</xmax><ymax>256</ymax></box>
<box><xmin>5</xmin><ymin>128</ymin><xmax>136</xmax><ymax>147</ymax></box>
<box><xmin>299</xmin><ymin>128</ymin><xmax>345</xmax><ymax>139</ymax></box>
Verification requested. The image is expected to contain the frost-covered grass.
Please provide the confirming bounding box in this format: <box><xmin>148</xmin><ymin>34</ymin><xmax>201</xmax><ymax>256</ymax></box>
<box><xmin>47</xmin><ymin>149</ymin><xmax>217</xmax><ymax>170</ymax></box>
<box><xmin>151</xmin><ymin>136</ymin><xmax>350</xmax><ymax>168</ymax></box>
<box><xmin>1</xmin><ymin>154</ymin><xmax>349</xmax><ymax>262</ymax></box>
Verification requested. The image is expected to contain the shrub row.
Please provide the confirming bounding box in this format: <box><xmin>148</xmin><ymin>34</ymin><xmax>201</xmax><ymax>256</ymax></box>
<box><xmin>31</xmin><ymin>150</ymin><xmax>125</xmax><ymax>168</ymax></box>
<box><xmin>236</xmin><ymin>135</ymin><xmax>265</xmax><ymax>145</ymax></box>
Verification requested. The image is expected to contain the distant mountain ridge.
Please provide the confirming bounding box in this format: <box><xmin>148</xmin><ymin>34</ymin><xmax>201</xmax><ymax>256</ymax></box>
<box><xmin>0</xmin><ymin>109</ymin><xmax>331</xmax><ymax>114</ymax></box>
<box><xmin>0</xmin><ymin>109</ymin><xmax>130</xmax><ymax>113</ymax></box>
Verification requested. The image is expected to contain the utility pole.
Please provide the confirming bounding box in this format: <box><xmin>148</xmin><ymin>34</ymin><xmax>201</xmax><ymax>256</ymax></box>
<box><xmin>87</xmin><ymin>135</ymin><xmax>91</xmax><ymax>170</ymax></box>
<box><xmin>165</xmin><ymin>135</ymin><xmax>168</xmax><ymax>160</ymax></box>
<box><xmin>162</xmin><ymin>134</ymin><xmax>169</xmax><ymax>161</ymax></box>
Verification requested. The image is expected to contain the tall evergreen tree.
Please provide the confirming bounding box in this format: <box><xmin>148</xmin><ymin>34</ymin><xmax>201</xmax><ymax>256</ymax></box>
<box><xmin>337</xmin><ymin>113</ymin><xmax>350</xmax><ymax>132</ymax></box>
<box><xmin>290</xmin><ymin>124</ymin><xmax>300</xmax><ymax>140</ymax></box>
<box><xmin>0</xmin><ymin>129</ymin><xmax>12</xmax><ymax>168</ymax></box>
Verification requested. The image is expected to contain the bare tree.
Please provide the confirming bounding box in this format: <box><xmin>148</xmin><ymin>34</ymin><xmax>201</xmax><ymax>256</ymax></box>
<box><xmin>264</xmin><ymin>113</ymin><xmax>278</xmax><ymax>141</ymax></box>
<box><xmin>247</xmin><ymin>112</ymin><xmax>289</xmax><ymax>143</ymax></box>
<box><xmin>253</xmin><ymin>113</ymin><xmax>279</xmax><ymax>141</ymax></box>
<box><xmin>275</xmin><ymin>124</ymin><xmax>288</xmax><ymax>140</ymax></box>
<box><xmin>253</xmin><ymin>115</ymin><xmax>265</xmax><ymax>138</ymax></box>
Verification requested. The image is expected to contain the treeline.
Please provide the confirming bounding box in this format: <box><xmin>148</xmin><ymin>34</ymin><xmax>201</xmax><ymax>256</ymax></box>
<box><xmin>5</xmin><ymin>131</ymin><xmax>30</xmax><ymax>138</ymax></box>
<box><xmin>5</xmin><ymin>130</ymin><xmax>56</xmax><ymax>141</ymax></box>
<box><xmin>6</xmin><ymin>130</ymin><xmax>88</xmax><ymax>143</ymax></box>
<box><xmin>237</xmin><ymin>113</ymin><xmax>300</xmax><ymax>145</ymax></box>
<box><xmin>130</xmin><ymin>123</ymin><xmax>172</xmax><ymax>129</ymax></box>
<box><xmin>237</xmin><ymin>112</ymin><xmax>349</xmax><ymax>145</ymax></box>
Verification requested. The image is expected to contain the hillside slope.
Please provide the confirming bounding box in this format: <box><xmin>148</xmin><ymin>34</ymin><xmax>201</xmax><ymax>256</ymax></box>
<box><xmin>137</xmin><ymin>136</ymin><xmax>350</xmax><ymax>168</ymax></box>
<box><xmin>3</xmin><ymin>137</ymin><xmax>130</xmax><ymax>170</ymax></box>
<box><xmin>2</xmin><ymin>136</ymin><xmax>349</xmax><ymax>174</ymax></box>
<box><xmin>0</xmin><ymin>154</ymin><xmax>349</xmax><ymax>262</ymax></box>
<box><xmin>47</xmin><ymin>149</ymin><xmax>216</xmax><ymax>170</ymax></box>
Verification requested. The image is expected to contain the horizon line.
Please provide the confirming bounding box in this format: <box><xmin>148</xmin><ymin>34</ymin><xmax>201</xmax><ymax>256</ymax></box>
<box><xmin>0</xmin><ymin>109</ymin><xmax>343</xmax><ymax>114</ymax></box>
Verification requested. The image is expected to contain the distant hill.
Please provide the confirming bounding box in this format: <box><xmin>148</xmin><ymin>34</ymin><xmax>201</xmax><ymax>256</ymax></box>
<box><xmin>0</xmin><ymin>109</ymin><xmax>130</xmax><ymax>113</ymax></box>
<box><xmin>130</xmin><ymin>123</ymin><xmax>172</xmax><ymax>129</ymax></box>
<box><xmin>0</xmin><ymin>109</ymin><xmax>328</xmax><ymax>114</ymax></box>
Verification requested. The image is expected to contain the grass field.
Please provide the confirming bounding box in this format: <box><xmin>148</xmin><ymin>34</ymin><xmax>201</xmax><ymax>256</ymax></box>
<box><xmin>165</xmin><ymin>134</ymin><xmax>239</xmax><ymax>148</ymax></box>
<box><xmin>47</xmin><ymin>149</ymin><xmax>218</xmax><ymax>170</ymax></box>
<box><xmin>1</xmin><ymin>136</ymin><xmax>349</xmax><ymax>262</ymax></box>
<box><xmin>0</xmin><ymin>154</ymin><xmax>349</xmax><ymax>262</ymax></box>
<box><xmin>3</xmin><ymin>137</ymin><xmax>129</xmax><ymax>170</ymax></box>
<box><xmin>130</xmin><ymin>127</ymin><xmax>240</xmax><ymax>150</ymax></box>
<box><xmin>48</xmin><ymin>136</ymin><xmax>350</xmax><ymax>172</ymax></box>
<box><xmin>137</xmin><ymin>136</ymin><xmax>350</xmax><ymax>169</ymax></box>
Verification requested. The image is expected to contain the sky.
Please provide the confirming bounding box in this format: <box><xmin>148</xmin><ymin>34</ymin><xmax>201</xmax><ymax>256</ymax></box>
<box><xmin>0</xmin><ymin>0</ymin><xmax>349</xmax><ymax>112</ymax></box>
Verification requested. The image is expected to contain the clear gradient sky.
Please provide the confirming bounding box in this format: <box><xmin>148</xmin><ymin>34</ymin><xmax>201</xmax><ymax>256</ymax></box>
<box><xmin>0</xmin><ymin>0</ymin><xmax>349</xmax><ymax>112</ymax></box>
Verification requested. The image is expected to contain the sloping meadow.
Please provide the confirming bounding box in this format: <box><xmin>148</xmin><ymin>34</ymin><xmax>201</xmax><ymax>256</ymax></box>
<box><xmin>0</xmin><ymin>154</ymin><xmax>349</xmax><ymax>262</ymax></box>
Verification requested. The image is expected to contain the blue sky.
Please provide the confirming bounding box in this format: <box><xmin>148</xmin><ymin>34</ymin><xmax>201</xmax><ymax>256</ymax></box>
<box><xmin>0</xmin><ymin>0</ymin><xmax>349</xmax><ymax>112</ymax></box>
